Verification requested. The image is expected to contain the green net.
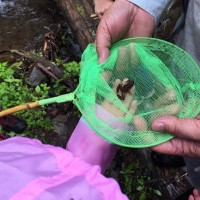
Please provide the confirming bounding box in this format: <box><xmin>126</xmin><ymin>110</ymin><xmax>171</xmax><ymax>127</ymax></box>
<box><xmin>73</xmin><ymin>37</ymin><xmax>200</xmax><ymax>148</ymax></box>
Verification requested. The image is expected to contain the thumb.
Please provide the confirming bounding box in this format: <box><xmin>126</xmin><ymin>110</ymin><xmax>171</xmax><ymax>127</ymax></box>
<box><xmin>152</xmin><ymin>116</ymin><xmax>200</xmax><ymax>141</ymax></box>
<box><xmin>95</xmin><ymin>20</ymin><xmax>111</xmax><ymax>63</ymax></box>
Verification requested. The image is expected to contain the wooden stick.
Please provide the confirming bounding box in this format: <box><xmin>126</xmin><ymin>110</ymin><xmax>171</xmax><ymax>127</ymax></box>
<box><xmin>90</xmin><ymin>13</ymin><xmax>97</xmax><ymax>18</ymax></box>
<box><xmin>0</xmin><ymin>102</ymin><xmax>39</xmax><ymax>117</ymax></box>
<box><xmin>93</xmin><ymin>17</ymin><xmax>99</xmax><ymax>20</ymax></box>
<box><xmin>37</xmin><ymin>63</ymin><xmax>59</xmax><ymax>80</ymax></box>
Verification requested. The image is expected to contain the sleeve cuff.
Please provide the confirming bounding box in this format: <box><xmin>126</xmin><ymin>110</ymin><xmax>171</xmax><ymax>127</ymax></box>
<box><xmin>128</xmin><ymin>0</ymin><xmax>171</xmax><ymax>24</ymax></box>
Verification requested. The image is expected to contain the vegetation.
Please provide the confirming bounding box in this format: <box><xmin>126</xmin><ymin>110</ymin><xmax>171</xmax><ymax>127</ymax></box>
<box><xmin>0</xmin><ymin>59</ymin><xmax>80</xmax><ymax>136</ymax></box>
<box><xmin>54</xmin><ymin>61</ymin><xmax>80</xmax><ymax>95</ymax></box>
<box><xmin>118</xmin><ymin>149</ymin><xmax>162</xmax><ymax>200</ymax></box>
<box><xmin>0</xmin><ymin>62</ymin><xmax>52</xmax><ymax>133</ymax></box>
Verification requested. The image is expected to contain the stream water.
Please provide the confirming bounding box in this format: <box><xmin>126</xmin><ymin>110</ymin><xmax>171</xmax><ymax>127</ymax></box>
<box><xmin>0</xmin><ymin>0</ymin><xmax>78</xmax><ymax>52</ymax></box>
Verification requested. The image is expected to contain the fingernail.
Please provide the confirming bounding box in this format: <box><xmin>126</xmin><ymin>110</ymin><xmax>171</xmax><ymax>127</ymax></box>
<box><xmin>98</xmin><ymin>50</ymin><xmax>109</xmax><ymax>64</ymax></box>
<box><xmin>98</xmin><ymin>54</ymin><xmax>107</xmax><ymax>63</ymax></box>
<box><xmin>153</xmin><ymin>122</ymin><xmax>165</xmax><ymax>132</ymax></box>
<box><xmin>98</xmin><ymin>56</ymin><xmax>104</xmax><ymax>64</ymax></box>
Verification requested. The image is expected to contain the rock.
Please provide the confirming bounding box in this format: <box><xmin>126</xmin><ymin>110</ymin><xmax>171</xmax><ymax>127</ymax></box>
<box><xmin>28</xmin><ymin>67</ymin><xmax>46</xmax><ymax>86</ymax></box>
<box><xmin>51</xmin><ymin>114</ymin><xmax>80</xmax><ymax>141</ymax></box>
<box><xmin>52</xmin><ymin>114</ymin><xmax>69</xmax><ymax>136</ymax></box>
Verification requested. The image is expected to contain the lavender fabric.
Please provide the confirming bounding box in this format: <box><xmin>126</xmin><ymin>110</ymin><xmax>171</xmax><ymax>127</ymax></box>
<box><xmin>0</xmin><ymin>137</ymin><xmax>128</xmax><ymax>200</ymax></box>
<box><xmin>67</xmin><ymin>109</ymin><xmax>120</xmax><ymax>173</ymax></box>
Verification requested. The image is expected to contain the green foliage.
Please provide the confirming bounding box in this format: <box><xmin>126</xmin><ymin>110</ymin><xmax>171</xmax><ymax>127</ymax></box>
<box><xmin>0</xmin><ymin>62</ymin><xmax>52</xmax><ymax>132</ymax></box>
<box><xmin>76</xmin><ymin>3</ymin><xmax>85</xmax><ymax>16</ymax></box>
<box><xmin>62</xmin><ymin>61</ymin><xmax>81</xmax><ymax>118</ymax></box>
<box><xmin>139</xmin><ymin>192</ymin><xmax>146</xmax><ymax>200</ymax></box>
<box><xmin>153</xmin><ymin>189</ymin><xmax>162</xmax><ymax>197</ymax></box>
<box><xmin>136</xmin><ymin>175</ymin><xmax>162</xmax><ymax>199</ymax></box>
<box><xmin>120</xmin><ymin>163</ymin><xmax>135</xmax><ymax>196</ymax></box>
<box><xmin>64</xmin><ymin>61</ymin><xmax>80</xmax><ymax>77</ymax></box>
<box><xmin>119</xmin><ymin>151</ymin><xmax>162</xmax><ymax>200</ymax></box>
<box><xmin>54</xmin><ymin>61</ymin><xmax>80</xmax><ymax>94</ymax></box>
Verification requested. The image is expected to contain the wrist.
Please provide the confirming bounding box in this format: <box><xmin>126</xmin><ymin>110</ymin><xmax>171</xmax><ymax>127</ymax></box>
<box><xmin>128</xmin><ymin>0</ymin><xmax>171</xmax><ymax>24</ymax></box>
<box><xmin>67</xmin><ymin>117</ymin><xmax>119</xmax><ymax>173</ymax></box>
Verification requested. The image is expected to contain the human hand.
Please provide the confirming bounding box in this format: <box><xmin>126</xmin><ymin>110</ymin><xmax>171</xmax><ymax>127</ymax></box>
<box><xmin>94</xmin><ymin>0</ymin><xmax>114</xmax><ymax>19</ymax></box>
<box><xmin>150</xmin><ymin>114</ymin><xmax>200</xmax><ymax>157</ymax></box>
<box><xmin>100</xmin><ymin>75</ymin><xmax>147</xmax><ymax>131</ymax></box>
<box><xmin>130</xmin><ymin>88</ymin><xmax>179</xmax><ymax>133</ymax></box>
<box><xmin>189</xmin><ymin>189</ymin><xmax>200</xmax><ymax>200</ymax></box>
<box><xmin>67</xmin><ymin>77</ymin><xmax>136</xmax><ymax>173</ymax></box>
<box><xmin>95</xmin><ymin>0</ymin><xmax>155</xmax><ymax>63</ymax></box>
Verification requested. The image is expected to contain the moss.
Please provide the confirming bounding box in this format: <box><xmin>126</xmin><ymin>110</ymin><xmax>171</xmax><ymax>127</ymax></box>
<box><xmin>76</xmin><ymin>3</ymin><xmax>85</xmax><ymax>17</ymax></box>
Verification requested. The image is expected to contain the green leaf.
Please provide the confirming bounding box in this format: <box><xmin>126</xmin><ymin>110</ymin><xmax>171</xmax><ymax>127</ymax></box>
<box><xmin>154</xmin><ymin>189</ymin><xmax>162</xmax><ymax>196</ymax></box>
<box><xmin>2</xmin><ymin>96</ymin><xmax>8</xmax><ymax>101</ymax></box>
<box><xmin>0</xmin><ymin>62</ymin><xmax>8</xmax><ymax>68</ymax></box>
<box><xmin>35</xmin><ymin>86</ymin><xmax>41</xmax><ymax>93</ymax></box>
<box><xmin>137</xmin><ymin>179</ymin><xmax>144</xmax><ymax>185</ymax></box>
<box><xmin>0</xmin><ymin>126</ymin><xmax>3</xmax><ymax>132</ymax></box>
<box><xmin>7</xmin><ymin>132</ymin><xmax>17</xmax><ymax>137</ymax></box>
<box><xmin>136</xmin><ymin>186</ymin><xmax>143</xmax><ymax>191</ymax></box>
<box><xmin>139</xmin><ymin>192</ymin><xmax>146</xmax><ymax>200</ymax></box>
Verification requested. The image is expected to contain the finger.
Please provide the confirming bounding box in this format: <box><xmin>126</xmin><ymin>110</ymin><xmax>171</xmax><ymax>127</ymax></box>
<box><xmin>115</xmin><ymin>47</ymin><xmax>129</xmax><ymax>72</ymax></box>
<box><xmin>133</xmin><ymin>117</ymin><xmax>149</xmax><ymax>145</ymax></box>
<box><xmin>150</xmin><ymin>137</ymin><xmax>200</xmax><ymax>157</ymax></box>
<box><xmin>122</xmin><ymin>78</ymin><xmax>128</xmax><ymax>84</ymax></box>
<box><xmin>152</xmin><ymin>116</ymin><xmax>200</xmax><ymax>141</ymax></box>
<box><xmin>102</xmin><ymin>98</ymin><xmax>122</xmax><ymax>117</ymax></box>
<box><xmin>111</xmin><ymin>79</ymin><xmax>126</xmax><ymax>117</ymax></box>
<box><xmin>124</xmin><ymin>100</ymin><xmax>137</xmax><ymax>123</ymax></box>
<box><xmin>154</xmin><ymin>89</ymin><xmax>176</xmax><ymax>107</ymax></box>
<box><xmin>133</xmin><ymin>116</ymin><xmax>148</xmax><ymax>131</ymax></box>
<box><xmin>122</xmin><ymin>79</ymin><xmax>135</xmax><ymax>109</ymax></box>
<box><xmin>126</xmin><ymin>85</ymin><xmax>149</xmax><ymax>138</ymax></box>
<box><xmin>193</xmin><ymin>189</ymin><xmax>200</xmax><ymax>198</ymax></box>
<box><xmin>129</xmin><ymin>84</ymin><xmax>135</xmax><ymax>95</ymax></box>
<box><xmin>102</xmin><ymin>79</ymin><xmax>123</xmax><ymax>117</ymax></box>
<box><xmin>188</xmin><ymin>194</ymin><xmax>194</xmax><ymax>200</ymax></box>
<box><xmin>96</xmin><ymin>20</ymin><xmax>111</xmax><ymax>63</ymax></box>
<box><xmin>113</xmin><ymin>78</ymin><xmax>122</xmax><ymax>99</ymax></box>
<box><xmin>128</xmin><ymin>43</ymin><xmax>140</xmax><ymax>67</ymax></box>
<box><xmin>101</xmin><ymin>71</ymin><xmax>112</xmax><ymax>82</ymax></box>
<box><xmin>102</xmin><ymin>78</ymin><xmax>121</xmax><ymax>105</ymax></box>
<box><xmin>102</xmin><ymin>78</ymin><xmax>121</xmax><ymax>106</ymax></box>
<box><xmin>151</xmin><ymin>103</ymin><xmax>180</xmax><ymax>122</ymax></box>
<box><xmin>128</xmin><ymin>100</ymin><xmax>137</xmax><ymax>115</ymax></box>
<box><xmin>165</xmin><ymin>103</ymin><xmax>180</xmax><ymax>115</ymax></box>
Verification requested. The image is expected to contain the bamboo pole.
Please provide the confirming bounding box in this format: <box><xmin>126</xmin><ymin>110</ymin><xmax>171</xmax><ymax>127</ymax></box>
<box><xmin>0</xmin><ymin>102</ymin><xmax>39</xmax><ymax>117</ymax></box>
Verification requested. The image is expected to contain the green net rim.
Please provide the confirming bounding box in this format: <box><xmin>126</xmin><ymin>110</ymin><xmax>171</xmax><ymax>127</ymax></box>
<box><xmin>110</xmin><ymin>37</ymin><xmax>199</xmax><ymax>70</ymax></box>
<box><xmin>78</xmin><ymin>37</ymin><xmax>200</xmax><ymax>148</ymax></box>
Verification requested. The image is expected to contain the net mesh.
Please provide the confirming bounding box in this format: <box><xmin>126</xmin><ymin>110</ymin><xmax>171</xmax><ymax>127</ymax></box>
<box><xmin>73</xmin><ymin>37</ymin><xmax>200</xmax><ymax>148</ymax></box>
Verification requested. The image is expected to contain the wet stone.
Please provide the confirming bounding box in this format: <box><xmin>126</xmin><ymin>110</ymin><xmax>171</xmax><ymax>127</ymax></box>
<box><xmin>51</xmin><ymin>114</ymin><xmax>79</xmax><ymax>141</ymax></box>
<box><xmin>28</xmin><ymin>67</ymin><xmax>46</xmax><ymax>86</ymax></box>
